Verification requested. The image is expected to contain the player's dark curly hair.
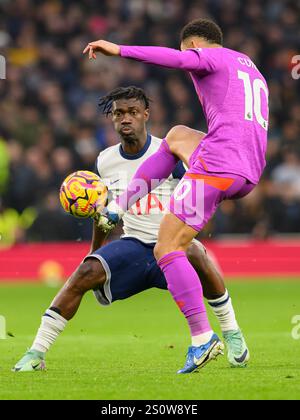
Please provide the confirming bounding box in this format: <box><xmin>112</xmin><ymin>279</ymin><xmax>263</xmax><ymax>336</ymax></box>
<box><xmin>99</xmin><ymin>86</ymin><xmax>151</xmax><ymax>116</ymax></box>
<box><xmin>180</xmin><ymin>18</ymin><xmax>223</xmax><ymax>45</ymax></box>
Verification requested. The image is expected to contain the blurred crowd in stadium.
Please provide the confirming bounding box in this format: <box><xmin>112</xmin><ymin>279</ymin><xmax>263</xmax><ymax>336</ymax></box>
<box><xmin>0</xmin><ymin>0</ymin><xmax>300</xmax><ymax>245</ymax></box>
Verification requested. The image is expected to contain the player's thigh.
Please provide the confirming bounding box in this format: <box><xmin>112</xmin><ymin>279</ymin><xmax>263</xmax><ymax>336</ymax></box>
<box><xmin>72</xmin><ymin>258</ymin><xmax>106</xmax><ymax>290</ymax></box>
<box><xmin>154</xmin><ymin>212</ymin><xmax>198</xmax><ymax>260</ymax></box>
<box><xmin>87</xmin><ymin>238</ymin><xmax>155</xmax><ymax>305</ymax></box>
<box><xmin>167</xmin><ymin>171</ymin><xmax>223</xmax><ymax>235</ymax></box>
<box><xmin>168</xmin><ymin>162</ymin><xmax>252</xmax><ymax>234</ymax></box>
<box><xmin>166</xmin><ymin>125</ymin><xmax>205</xmax><ymax>167</ymax></box>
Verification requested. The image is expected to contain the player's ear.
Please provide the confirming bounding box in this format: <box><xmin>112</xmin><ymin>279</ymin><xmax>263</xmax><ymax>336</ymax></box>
<box><xmin>144</xmin><ymin>108</ymin><xmax>150</xmax><ymax>122</ymax></box>
<box><xmin>191</xmin><ymin>39</ymin><xmax>197</xmax><ymax>49</ymax></box>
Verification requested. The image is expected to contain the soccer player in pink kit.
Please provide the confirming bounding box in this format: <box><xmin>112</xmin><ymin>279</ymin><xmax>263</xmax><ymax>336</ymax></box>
<box><xmin>83</xmin><ymin>19</ymin><xmax>269</xmax><ymax>373</ymax></box>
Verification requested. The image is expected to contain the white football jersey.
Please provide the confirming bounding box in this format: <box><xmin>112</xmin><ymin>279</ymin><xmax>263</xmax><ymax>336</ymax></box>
<box><xmin>96</xmin><ymin>134</ymin><xmax>185</xmax><ymax>243</ymax></box>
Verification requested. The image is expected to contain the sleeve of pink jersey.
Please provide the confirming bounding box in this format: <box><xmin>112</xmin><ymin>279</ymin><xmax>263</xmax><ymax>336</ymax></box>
<box><xmin>120</xmin><ymin>45</ymin><xmax>221</xmax><ymax>74</ymax></box>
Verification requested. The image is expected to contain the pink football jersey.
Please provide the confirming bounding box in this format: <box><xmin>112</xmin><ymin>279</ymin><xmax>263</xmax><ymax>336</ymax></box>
<box><xmin>120</xmin><ymin>45</ymin><xmax>269</xmax><ymax>184</ymax></box>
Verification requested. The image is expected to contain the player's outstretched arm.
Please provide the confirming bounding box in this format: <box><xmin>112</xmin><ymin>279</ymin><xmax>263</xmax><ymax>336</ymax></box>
<box><xmin>83</xmin><ymin>40</ymin><xmax>203</xmax><ymax>72</ymax></box>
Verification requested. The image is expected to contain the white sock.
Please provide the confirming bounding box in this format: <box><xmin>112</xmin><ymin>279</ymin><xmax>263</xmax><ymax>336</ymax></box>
<box><xmin>207</xmin><ymin>290</ymin><xmax>239</xmax><ymax>333</ymax></box>
<box><xmin>192</xmin><ymin>330</ymin><xmax>213</xmax><ymax>347</ymax></box>
<box><xmin>31</xmin><ymin>309</ymin><xmax>67</xmax><ymax>353</ymax></box>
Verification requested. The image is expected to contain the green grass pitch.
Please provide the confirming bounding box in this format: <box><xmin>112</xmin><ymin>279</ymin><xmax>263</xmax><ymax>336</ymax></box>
<box><xmin>0</xmin><ymin>280</ymin><xmax>300</xmax><ymax>400</ymax></box>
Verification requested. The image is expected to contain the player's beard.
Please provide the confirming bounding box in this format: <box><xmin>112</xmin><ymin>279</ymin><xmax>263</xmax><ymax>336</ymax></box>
<box><xmin>120</xmin><ymin>132</ymin><xmax>139</xmax><ymax>144</ymax></box>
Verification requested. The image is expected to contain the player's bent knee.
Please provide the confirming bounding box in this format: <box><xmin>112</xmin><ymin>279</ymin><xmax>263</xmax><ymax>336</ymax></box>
<box><xmin>186</xmin><ymin>241</ymin><xmax>207</xmax><ymax>259</ymax></box>
<box><xmin>71</xmin><ymin>259</ymin><xmax>105</xmax><ymax>292</ymax></box>
<box><xmin>166</xmin><ymin>125</ymin><xmax>188</xmax><ymax>145</ymax></box>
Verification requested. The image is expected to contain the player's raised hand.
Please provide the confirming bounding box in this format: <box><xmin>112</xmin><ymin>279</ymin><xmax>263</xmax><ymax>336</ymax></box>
<box><xmin>83</xmin><ymin>40</ymin><xmax>121</xmax><ymax>59</ymax></box>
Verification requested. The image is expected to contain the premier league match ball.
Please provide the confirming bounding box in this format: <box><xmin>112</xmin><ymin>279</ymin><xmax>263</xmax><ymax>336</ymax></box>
<box><xmin>59</xmin><ymin>170</ymin><xmax>108</xmax><ymax>218</ymax></box>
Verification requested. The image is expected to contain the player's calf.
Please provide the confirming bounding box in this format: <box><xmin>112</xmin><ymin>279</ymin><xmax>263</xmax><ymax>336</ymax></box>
<box><xmin>186</xmin><ymin>242</ymin><xmax>249</xmax><ymax>366</ymax></box>
<box><xmin>50</xmin><ymin>258</ymin><xmax>105</xmax><ymax>320</ymax></box>
<box><xmin>186</xmin><ymin>241</ymin><xmax>226</xmax><ymax>300</ymax></box>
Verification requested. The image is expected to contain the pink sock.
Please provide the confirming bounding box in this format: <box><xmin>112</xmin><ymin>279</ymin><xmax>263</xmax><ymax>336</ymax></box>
<box><xmin>116</xmin><ymin>138</ymin><xmax>178</xmax><ymax>211</ymax></box>
<box><xmin>158</xmin><ymin>251</ymin><xmax>211</xmax><ymax>336</ymax></box>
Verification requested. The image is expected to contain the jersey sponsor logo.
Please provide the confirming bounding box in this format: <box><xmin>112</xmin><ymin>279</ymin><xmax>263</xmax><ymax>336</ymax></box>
<box><xmin>128</xmin><ymin>193</ymin><xmax>164</xmax><ymax>215</ymax></box>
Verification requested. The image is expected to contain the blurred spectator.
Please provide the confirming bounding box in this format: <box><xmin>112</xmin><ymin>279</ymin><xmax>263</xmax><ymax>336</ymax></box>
<box><xmin>271</xmin><ymin>149</ymin><xmax>300</xmax><ymax>195</ymax></box>
<box><xmin>73</xmin><ymin>124</ymin><xmax>99</xmax><ymax>171</ymax></box>
<box><xmin>51</xmin><ymin>146</ymin><xmax>76</xmax><ymax>187</ymax></box>
<box><xmin>4</xmin><ymin>140</ymin><xmax>37</xmax><ymax>212</ymax></box>
<box><xmin>26</xmin><ymin>190</ymin><xmax>88</xmax><ymax>242</ymax></box>
<box><xmin>0</xmin><ymin>0</ymin><xmax>299</xmax><ymax>243</ymax></box>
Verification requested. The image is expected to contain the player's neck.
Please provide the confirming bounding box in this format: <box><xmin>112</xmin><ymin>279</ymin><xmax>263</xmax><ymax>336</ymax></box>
<box><xmin>183</xmin><ymin>38</ymin><xmax>222</xmax><ymax>50</ymax></box>
<box><xmin>206</xmin><ymin>43</ymin><xmax>222</xmax><ymax>48</ymax></box>
<box><xmin>121</xmin><ymin>132</ymin><xmax>148</xmax><ymax>155</ymax></box>
<box><xmin>195</xmin><ymin>42</ymin><xmax>222</xmax><ymax>49</ymax></box>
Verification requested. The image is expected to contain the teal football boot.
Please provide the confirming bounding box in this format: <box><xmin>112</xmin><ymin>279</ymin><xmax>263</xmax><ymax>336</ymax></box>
<box><xmin>223</xmin><ymin>329</ymin><xmax>250</xmax><ymax>368</ymax></box>
<box><xmin>12</xmin><ymin>350</ymin><xmax>46</xmax><ymax>372</ymax></box>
